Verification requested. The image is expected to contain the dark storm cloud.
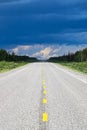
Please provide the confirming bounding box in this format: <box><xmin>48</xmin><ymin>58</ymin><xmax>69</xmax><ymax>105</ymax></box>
<box><xmin>0</xmin><ymin>0</ymin><xmax>87</xmax><ymax>16</ymax></box>
<box><xmin>0</xmin><ymin>0</ymin><xmax>87</xmax><ymax>48</ymax></box>
<box><xmin>0</xmin><ymin>0</ymin><xmax>20</xmax><ymax>3</ymax></box>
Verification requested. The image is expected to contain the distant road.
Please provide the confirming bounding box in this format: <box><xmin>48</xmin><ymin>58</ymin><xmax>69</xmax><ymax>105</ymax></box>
<box><xmin>0</xmin><ymin>62</ymin><xmax>87</xmax><ymax>130</ymax></box>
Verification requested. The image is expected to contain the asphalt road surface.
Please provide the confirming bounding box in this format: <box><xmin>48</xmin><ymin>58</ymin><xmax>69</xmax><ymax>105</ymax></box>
<box><xmin>0</xmin><ymin>62</ymin><xmax>87</xmax><ymax>130</ymax></box>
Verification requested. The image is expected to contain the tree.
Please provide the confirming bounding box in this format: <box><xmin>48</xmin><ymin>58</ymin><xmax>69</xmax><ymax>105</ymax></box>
<box><xmin>0</xmin><ymin>49</ymin><xmax>9</xmax><ymax>61</ymax></box>
<box><xmin>48</xmin><ymin>47</ymin><xmax>87</xmax><ymax>62</ymax></box>
<box><xmin>82</xmin><ymin>48</ymin><xmax>87</xmax><ymax>61</ymax></box>
<box><xmin>0</xmin><ymin>49</ymin><xmax>38</xmax><ymax>62</ymax></box>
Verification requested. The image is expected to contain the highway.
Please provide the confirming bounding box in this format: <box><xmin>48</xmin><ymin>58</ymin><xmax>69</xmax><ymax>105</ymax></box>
<box><xmin>0</xmin><ymin>62</ymin><xmax>87</xmax><ymax>130</ymax></box>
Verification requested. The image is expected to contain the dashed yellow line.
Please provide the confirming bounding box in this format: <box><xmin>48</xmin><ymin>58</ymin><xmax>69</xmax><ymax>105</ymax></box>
<box><xmin>43</xmin><ymin>85</ymin><xmax>46</xmax><ymax>89</ymax></box>
<box><xmin>41</xmin><ymin>69</ymin><xmax>49</xmax><ymax>122</ymax></box>
<box><xmin>43</xmin><ymin>98</ymin><xmax>47</xmax><ymax>104</ymax></box>
<box><xmin>43</xmin><ymin>90</ymin><xmax>47</xmax><ymax>95</ymax></box>
<box><xmin>42</xmin><ymin>112</ymin><xmax>48</xmax><ymax>122</ymax></box>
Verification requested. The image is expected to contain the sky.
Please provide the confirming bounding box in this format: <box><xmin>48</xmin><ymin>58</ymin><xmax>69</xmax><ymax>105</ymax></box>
<box><xmin>0</xmin><ymin>0</ymin><xmax>87</xmax><ymax>59</ymax></box>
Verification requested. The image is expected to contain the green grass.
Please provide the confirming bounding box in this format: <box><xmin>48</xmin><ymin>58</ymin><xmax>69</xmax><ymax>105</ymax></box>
<box><xmin>0</xmin><ymin>61</ymin><xmax>28</xmax><ymax>73</ymax></box>
<box><xmin>56</xmin><ymin>61</ymin><xmax>87</xmax><ymax>74</ymax></box>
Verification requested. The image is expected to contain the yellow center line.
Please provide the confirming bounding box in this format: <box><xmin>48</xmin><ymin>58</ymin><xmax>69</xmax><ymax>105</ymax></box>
<box><xmin>43</xmin><ymin>90</ymin><xmax>47</xmax><ymax>95</ymax></box>
<box><xmin>41</xmin><ymin>69</ymin><xmax>49</xmax><ymax>122</ymax></box>
<box><xmin>43</xmin><ymin>85</ymin><xmax>46</xmax><ymax>89</ymax></box>
<box><xmin>43</xmin><ymin>98</ymin><xmax>47</xmax><ymax>104</ymax></box>
<box><xmin>42</xmin><ymin>112</ymin><xmax>48</xmax><ymax>122</ymax></box>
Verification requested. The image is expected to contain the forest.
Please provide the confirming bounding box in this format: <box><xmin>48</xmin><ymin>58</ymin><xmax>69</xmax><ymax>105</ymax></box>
<box><xmin>48</xmin><ymin>48</ymin><xmax>87</xmax><ymax>62</ymax></box>
<box><xmin>0</xmin><ymin>49</ymin><xmax>38</xmax><ymax>62</ymax></box>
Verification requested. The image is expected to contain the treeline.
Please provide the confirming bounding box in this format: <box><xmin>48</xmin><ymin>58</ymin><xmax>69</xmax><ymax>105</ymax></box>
<box><xmin>48</xmin><ymin>48</ymin><xmax>87</xmax><ymax>62</ymax></box>
<box><xmin>0</xmin><ymin>49</ymin><xmax>38</xmax><ymax>62</ymax></box>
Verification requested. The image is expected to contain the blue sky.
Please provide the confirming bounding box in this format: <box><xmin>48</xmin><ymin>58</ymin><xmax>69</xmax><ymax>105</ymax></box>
<box><xmin>0</xmin><ymin>0</ymin><xmax>87</xmax><ymax>59</ymax></box>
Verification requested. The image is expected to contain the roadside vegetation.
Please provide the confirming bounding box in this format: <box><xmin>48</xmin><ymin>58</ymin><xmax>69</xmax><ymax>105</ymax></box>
<box><xmin>56</xmin><ymin>61</ymin><xmax>87</xmax><ymax>74</ymax></box>
<box><xmin>48</xmin><ymin>48</ymin><xmax>87</xmax><ymax>74</ymax></box>
<box><xmin>0</xmin><ymin>61</ymin><xmax>28</xmax><ymax>72</ymax></box>
<box><xmin>0</xmin><ymin>49</ymin><xmax>38</xmax><ymax>73</ymax></box>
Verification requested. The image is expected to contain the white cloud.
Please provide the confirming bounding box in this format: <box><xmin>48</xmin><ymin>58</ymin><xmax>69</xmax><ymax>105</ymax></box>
<box><xmin>52</xmin><ymin>48</ymin><xmax>59</xmax><ymax>53</ymax></box>
<box><xmin>31</xmin><ymin>46</ymin><xmax>59</xmax><ymax>59</ymax></box>
<box><xmin>31</xmin><ymin>44</ymin><xmax>87</xmax><ymax>59</ymax></box>
<box><xmin>32</xmin><ymin>52</ymin><xmax>41</xmax><ymax>57</ymax></box>
<box><xmin>12</xmin><ymin>45</ymin><xmax>32</xmax><ymax>54</ymax></box>
<box><xmin>58</xmin><ymin>44</ymin><xmax>87</xmax><ymax>56</ymax></box>
<box><xmin>10</xmin><ymin>43</ymin><xmax>87</xmax><ymax>59</ymax></box>
<box><xmin>40</xmin><ymin>47</ymin><xmax>52</xmax><ymax>57</ymax></box>
<box><xmin>12</xmin><ymin>47</ymin><xmax>19</xmax><ymax>54</ymax></box>
<box><xmin>32</xmin><ymin>47</ymin><xmax>52</xmax><ymax>59</ymax></box>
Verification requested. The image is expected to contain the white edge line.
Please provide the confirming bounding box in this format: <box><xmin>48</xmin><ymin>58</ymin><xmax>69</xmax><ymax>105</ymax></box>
<box><xmin>52</xmin><ymin>63</ymin><xmax>87</xmax><ymax>84</ymax></box>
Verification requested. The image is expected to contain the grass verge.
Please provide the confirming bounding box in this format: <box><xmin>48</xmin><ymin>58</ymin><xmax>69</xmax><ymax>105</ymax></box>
<box><xmin>0</xmin><ymin>61</ymin><xmax>28</xmax><ymax>73</ymax></box>
<box><xmin>56</xmin><ymin>61</ymin><xmax>87</xmax><ymax>74</ymax></box>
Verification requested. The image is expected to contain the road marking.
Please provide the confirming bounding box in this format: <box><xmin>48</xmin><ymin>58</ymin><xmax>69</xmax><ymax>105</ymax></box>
<box><xmin>42</xmin><ymin>112</ymin><xmax>48</xmax><ymax>122</ymax></box>
<box><xmin>41</xmin><ymin>68</ymin><xmax>48</xmax><ymax>124</ymax></box>
<box><xmin>43</xmin><ymin>98</ymin><xmax>47</xmax><ymax>104</ymax></box>
<box><xmin>43</xmin><ymin>85</ymin><xmax>46</xmax><ymax>89</ymax></box>
<box><xmin>43</xmin><ymin>90</ymin><xmax>47</xmax><ymax>95</ymax></box>
<box><xmin>53</xmin><ymin>63</ymin><xmax>87</xmax><ymax>84</ymax></box>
